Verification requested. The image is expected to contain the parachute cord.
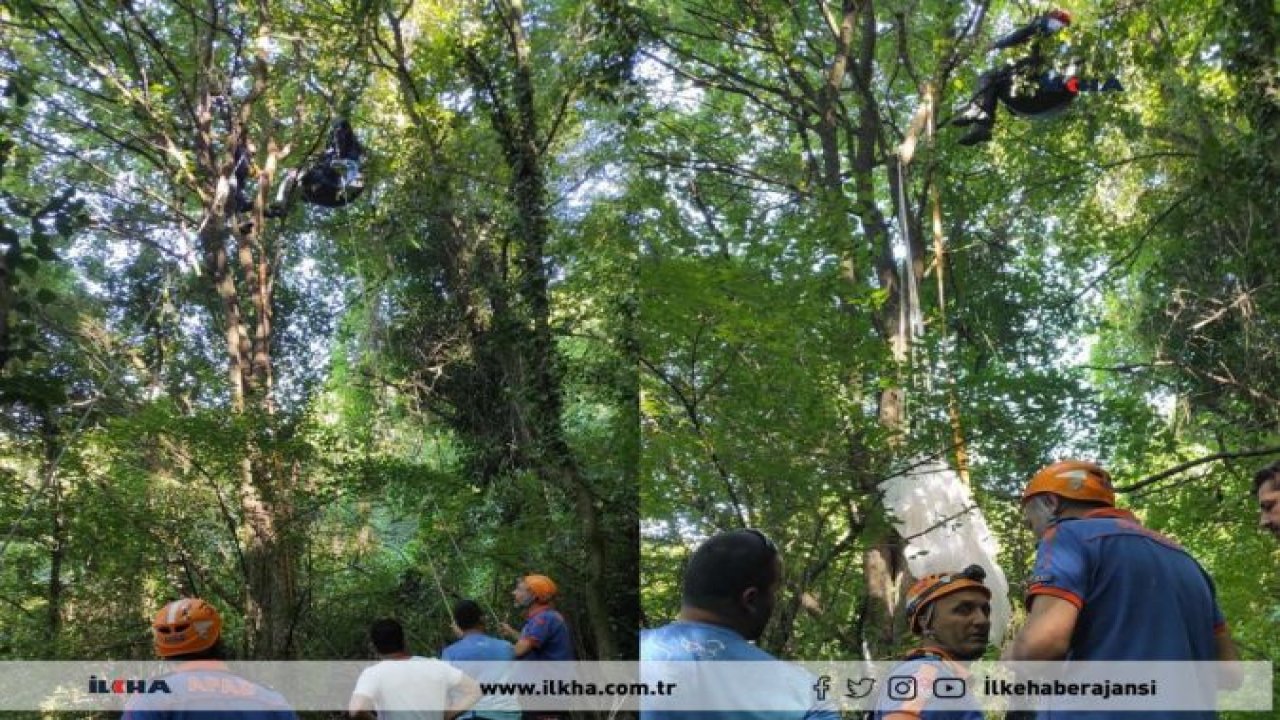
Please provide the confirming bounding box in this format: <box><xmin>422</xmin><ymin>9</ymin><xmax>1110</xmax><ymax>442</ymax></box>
<box><xmin>895</xmin><ymin>156</ymin><xmax>925</xmax><ymax>427</ymax></box>
<box><xmin>897</xmin><ymin>159</ymin><xmax>924</xmax><ymax>344</ymax></box>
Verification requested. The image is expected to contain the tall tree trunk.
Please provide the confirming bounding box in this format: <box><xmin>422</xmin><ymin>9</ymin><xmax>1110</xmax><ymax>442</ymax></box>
<box><xmin>195</xmin><ymin>169</ymin><xmax>296</xmax><ymax>657</ymax></box>
<box><xmin>42</xmin><ymin>412</ymin><xmax>63</xmax><ymax>651</ymax></box>
<box><xmin>849</xmin><ymin>0</ymin><xmax>911</xmax><ymax>656</ymax></box>
<box><xmin>194</xmin><ymin>105</ymin><xmax>295</xmax><ymax>658</ymax></box>
<box><xmin>500</xmin><ymin>1</ymin><xmax>618</xmax><ymax>660</ymax></box>
<box><xmin>241</xmin><ymin>453</ymin><xmax>299</xmax><ymax>657</ymax></box>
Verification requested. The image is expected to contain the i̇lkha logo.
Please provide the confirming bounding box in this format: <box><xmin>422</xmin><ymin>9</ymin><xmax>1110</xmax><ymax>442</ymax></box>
<box><xmin>88</xmin><ymin>676</ymin><xmax>172</xmax><ymax>694</ymax></box>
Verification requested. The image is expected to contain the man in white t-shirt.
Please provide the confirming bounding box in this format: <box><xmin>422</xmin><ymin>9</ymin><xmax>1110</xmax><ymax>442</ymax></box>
<box><xmin>350</xmin><ymin>618</ymin><xmax>482</xmax><ymax>720</ymax></box>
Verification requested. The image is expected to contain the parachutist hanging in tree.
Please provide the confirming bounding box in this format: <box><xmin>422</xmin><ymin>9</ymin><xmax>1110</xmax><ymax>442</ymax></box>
<box><xmin>266</xmin><ymin>118</ymin><xmax>365</xmax><ymax>219</ymax></box>
<box><xmin>954</xmin><ymin>8</ymin><xmax>1076</xmax><ymax>146</ymax></box>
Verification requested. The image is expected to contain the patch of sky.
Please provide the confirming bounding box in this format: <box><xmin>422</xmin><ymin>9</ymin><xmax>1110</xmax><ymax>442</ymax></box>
<box><xmin>635</xmin><ymin>53</ymin><xmax>705</xmax><ymax>114</ymax></box>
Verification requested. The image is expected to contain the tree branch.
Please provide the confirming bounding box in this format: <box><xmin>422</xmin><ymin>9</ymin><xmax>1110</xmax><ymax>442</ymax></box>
<box><xmin>899</xmin><ymin>504</ymin><xmax>978</xmax><ymax>542</ymax></box>
<box><xmin>1115</xmin><ymin>446</ymin><xmax>1280</xmax><ymax>493</ymax></box>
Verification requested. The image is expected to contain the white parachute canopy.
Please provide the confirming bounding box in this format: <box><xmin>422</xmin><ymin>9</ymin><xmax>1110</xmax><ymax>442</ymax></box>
<box><xmin>878</xmin><ymin>458</ymin><xmax>1011</xmax><ymax>645</ymax></box>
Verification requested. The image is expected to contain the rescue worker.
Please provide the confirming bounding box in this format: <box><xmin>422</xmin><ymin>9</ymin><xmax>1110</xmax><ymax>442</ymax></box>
<box><xmin>874</xmin><ymin>565</ymin><xmax>991</xmax><ymax>720</ymax></box>
<box><xmin>123</xmin><ymin>597</ymin><xmax>298</xmax><ymax>720</ymax></box>
<box><xmin>1004</xmin><ymin>460</ymin><xmax>1242</xmax><ymax>719</ymax></box>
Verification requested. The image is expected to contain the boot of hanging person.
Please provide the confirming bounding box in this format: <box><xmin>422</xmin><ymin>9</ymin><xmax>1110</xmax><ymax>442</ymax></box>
<box><xmin>265</xmin><ymin>169</ymin><xmax>299</xmax><ymax>218</ymax></box>
<box><xmin>955</xmin><ymin>92</ymin><xmax>996</xmax><ymax>144</ymax></box>
<box><xmin>958</xmin><ymin>122</ymin><xmax>994</xmax><ymax>145</ymax></box>
<box><xmin>954</xmin><ymin>68</ymin><xmax>1002</xmax><ymax>143</ymax></box>
<box><xmin>952</xmin><ymin>103</ymin><xmax>992</xmax><ymax>127</ymax></box>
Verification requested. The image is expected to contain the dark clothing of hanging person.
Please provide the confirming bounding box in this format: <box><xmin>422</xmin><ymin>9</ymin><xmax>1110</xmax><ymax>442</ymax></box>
<box><xmin>300</xmin><ymin>118</ymin><xmax>364</xmax><ymax>207</ymax></box>
<box><xmin>232</xmin><ymin>140</ymin><xmax>254</xmax><ymax>212</ymax></box>
<box><xmin>266</xmin><ymin>118</ymin><xmax>365</xmax><ymax>218</ymax></box>
<box><xmin>955</xmin><ymin>9</ymin><xmax>1075</xmax><ymax>146</ymax></box>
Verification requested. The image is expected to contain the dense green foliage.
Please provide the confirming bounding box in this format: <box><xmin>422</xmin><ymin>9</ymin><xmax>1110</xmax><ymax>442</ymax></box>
<box><xmin>635</xmin><ymin>0</ymin><xmax>1280</xmax><ymax>680</ymax></box>
<box><xmin>0</xmin><ymin>0</ymin><xmax>637</xmax><ymax>662</ymax></box>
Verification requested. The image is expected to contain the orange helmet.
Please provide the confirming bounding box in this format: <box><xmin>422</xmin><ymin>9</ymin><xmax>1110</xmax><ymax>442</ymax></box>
<box><xmin>903</xmin><ymin>565</ymin><xmax>991</xmax><ymax>634</ymax></box>
<box><xmin>152</xmin><ymin>598</ymin><xmax>222</xmax><ymax>657</ymax></box>
<box><xmin>523</xmin><ymin>574</ymin><xmax>557</xmax><ymax>603</ymax></box>
<box><xmin>1023</xmin><ymin>460</ymin><xmax>1115</xmax><ymax>506</ymax></box>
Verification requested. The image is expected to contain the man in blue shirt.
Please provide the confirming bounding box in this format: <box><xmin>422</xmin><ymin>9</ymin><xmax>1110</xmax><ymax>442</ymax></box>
<box><xmin>123</xmin><ymin>598</ymin><xmax>297</xmax><ymax>720</ymax></box>
<box><xmin>1005</xmin><ymin>460</ymin><xmax>1241</xmax><ymax>719</ymax></box>
<box><xmin>874</xmin><ymin>565</ymin><xmax>991</xmax><ymax>720</ymax></box>
<box><xmin>443</xmin><ymin>599</ymin><xmax>521</xmax><ymax>720</ymax></box>
<box><xmin>640</xmin><ymin>528</ymin><xmax>837</xmax><ymax>720</ymax></box>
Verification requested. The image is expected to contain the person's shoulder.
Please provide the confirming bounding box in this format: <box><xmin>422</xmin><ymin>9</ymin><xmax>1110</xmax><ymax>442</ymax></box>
<box><xmin>420</xmin><ymin>655</ymin><xmax>467</xmax><ymax>673</ymax></box>
<box><xmin>1045</xmin><ymin>516</ymin><xmax>1095</xmax><ymax>542</ymax></box>
<box><xmin>642</xmin><ymin>621</ymin><xmax>755</xmax><ymax>660</ymax></box>
<box><xmin>443</xmin><ymin>636</ymin><xmax>474</xmax><ymax>659</ymax></box>
<box><xmin>358</xmin><ymin>657</ymin><xmax>420</xmax><ymax>683</ymax></box>
<box><xmin>408</xmin><ymin>655</ymin><xmax>467</xmax><ymax>682</ymax></box>
<box><xmin>729</xmin><ymin>638</ymin><xmax>776</xmax><ymax>661</ymax></box>
<box><xmin>888</xmin><ymin>655</ymin><xmax>945</xmax><ymax>677</ymax></box>
<box><xmin>642</xmin><ymin>620</ymin><xmax>729</xmax><ymax>643</ymax></box>
<box><xmin>1073</xmin><ymin>511</ymin><xmax>1187</xmax><ymax>547</ymax></box>
<box><xmin>451</xmin><ymin>633</ymin><xmax>515</xmax><ymax>656</ymax></box>
<box><xmin>132</xmin><ymin>671</ymin><xmax>294</xmax><ymax>715</ymax></box>
<box><xmin>639</xmin><ymin>625</ymin><xmax>666</xmax><ymax>656</ymax></box>
<box><xmin>640</xmin><ymin>622</ymin><xmax>673</xmax><ymax>638</ymax></box>
<box><xmin>483</xmin><ymin>635</ymin><xmax>517</xmax><ymax>656</ymax></box>
<box><xmin>225</xmin><ymin>675</ymin><xmax>294</xmax><ymax>711</ymax></box>
<box><xmin>366</xmin><ymin>656</ymin><xmax>454</xmax><ymax>679</ymax></box>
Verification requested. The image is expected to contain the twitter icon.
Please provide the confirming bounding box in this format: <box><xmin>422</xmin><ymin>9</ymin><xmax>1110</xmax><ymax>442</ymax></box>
<box><xmin>846</xmin><ymin>677</ymin><xmax>876</xmax><ymax>699</ymax></box>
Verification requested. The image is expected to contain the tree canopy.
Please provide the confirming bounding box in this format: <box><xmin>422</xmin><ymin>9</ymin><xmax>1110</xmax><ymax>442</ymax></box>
<box><xmin>1</xmin><ymin>0</ymin><xmax>637</xmax><ymax>662</ymax></box>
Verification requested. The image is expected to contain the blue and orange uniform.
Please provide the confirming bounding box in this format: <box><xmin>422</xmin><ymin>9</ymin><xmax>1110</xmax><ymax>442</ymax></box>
<box><xmin>1029</xmin><ymin>507</ymin><xmax>1227</xmax><ymax>661</ymax></box>
<box><xmin>122</xmin><ymin>660</ymin><xmax>297</xmax><ymax>720</ymax></box>
<box><xmin>1028</xmin><ymin>507</ymin><xmax>1226</xmax><ymax>720</ymax></box>
<box><xmin>873</xmin><ymin>646</ymin><xmax>982</xmax><ymax>720</ymax></box>
<box><xmin>517</xmin><ymin>604</ymin><xmax>574</xmax><ymax>662</ymax></box>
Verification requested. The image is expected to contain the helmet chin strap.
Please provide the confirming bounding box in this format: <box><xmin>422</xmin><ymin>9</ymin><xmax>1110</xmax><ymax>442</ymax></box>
<box><xmin>920</xmin><ymin>605</ymin><xmax>937</xmax><ymax>636</ymax></box>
